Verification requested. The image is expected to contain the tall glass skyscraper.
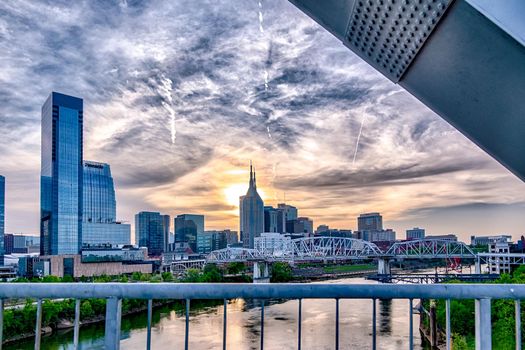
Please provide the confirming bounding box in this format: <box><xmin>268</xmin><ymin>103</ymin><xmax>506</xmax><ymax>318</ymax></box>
<box><xmin>240</xmin><ymin>164</ymin><xmax>264</xmax><ymax>249</ymax></box>
<box><xmin>0</xmin><ymin>175</ymin><xmax>5</xmax><ymax>265</ymax></box>
<box><xmin>174</xmin><ymin>214</ymin><xmax>204</xmax><ymax>253</ymax></box>
<box><xmin>82</xmin><ymin>161</ymin><xmax>130</xmax><ymax>246</ymax></box>
<box><xmin>135</xmin><ymin>211</ymin><xmax>167</xmax><ymax>256</ymax></box>
<box><xmin>83</xmin><ymin>161</ymin><xmax>116</xmax><ymax>223</ymax></box>
<box><xmin>40</xmin><ymin>92</ymin><xmax>83</xmax><ymax>255</ymax></box>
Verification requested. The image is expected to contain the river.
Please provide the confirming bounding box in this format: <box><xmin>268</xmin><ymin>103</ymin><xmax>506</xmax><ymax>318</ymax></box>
<box><xmin>7</xmin><ymin>277</ymin><xmax>427</xmax><ymax>349</ymax></box>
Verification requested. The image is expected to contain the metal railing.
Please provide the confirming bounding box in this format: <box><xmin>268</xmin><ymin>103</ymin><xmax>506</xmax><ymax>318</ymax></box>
<box><xmin>0</xmin><ymin>283</ymin><xmax>524</xmax><ymax>350</ymax></box>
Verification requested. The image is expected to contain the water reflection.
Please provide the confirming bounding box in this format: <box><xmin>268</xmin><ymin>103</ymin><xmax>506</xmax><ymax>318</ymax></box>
<box><xmin>379</xmin><ymin>299</ymin><xmax>392</xmax><ymax>334</ymax></box>
<box><xmin>6</xmin><ymin>278</ymin><xmax>425</xmax><ymax>350</ymax></box>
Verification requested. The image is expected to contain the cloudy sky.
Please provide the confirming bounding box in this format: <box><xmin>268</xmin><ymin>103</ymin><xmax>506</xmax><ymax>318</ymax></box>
<box><xmin>1</xmin><ymin>0</ymin><xmax>524</xmax><ymax>242</ymax></box>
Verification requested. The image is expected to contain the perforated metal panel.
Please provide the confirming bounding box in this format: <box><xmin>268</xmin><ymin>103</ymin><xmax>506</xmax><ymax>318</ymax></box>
<box><xmin>345</xmin><ymin>0</ymin><xmax>453</xmax><ymax>82</ymax></box>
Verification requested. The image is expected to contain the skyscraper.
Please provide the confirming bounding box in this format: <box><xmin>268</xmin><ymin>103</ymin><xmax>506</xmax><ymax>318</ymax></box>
<box><xmin>357</xmin><ymin>212</ymin><xmax>383</xmax><ymax>231</ymax></box>
<box><xmin>277</xmin><ymin>203</ymin><xmax>298</xmax><ymax>221</ymax></box>
<box><xmin>82</xmin><ymin>161</ymin><xmax>130</xmax><ymax>246</ymax></box>
<box><xmin>406</xmin><ymin>227</ymin><xmax>425</xmax><ymax>240</ymax></box>
<box><xmin>135</xmin><ymin>211</ymin><xmax>166</xmax><ymax>257</ymax></box>
<box><xmin>264</xmin><ymin>206</ymin><xmax>280</xmax><ymax>233</ymax></box>
<box><xmin>0</xmin><ymin>175</ymin><xmax>5</xmax><ymax>265</ymax></box>
<box><xmin>40</xmin><ymin>92</ymin><xmax>83</xmax><ymax>255</ymax></box>
<box><xmin>162</xmin><ymin>214</ymin><xmax>171</xmax><ymax>252</ymax></box>
<box><xmin>240</xmin><ymin>164</ymin><xmax>264</xmax><ymax>248</ymax></box>
<box><xmin>174</xmin><ymin>214</ymin><xmax>204</xmax><ymax>253</ymax></box>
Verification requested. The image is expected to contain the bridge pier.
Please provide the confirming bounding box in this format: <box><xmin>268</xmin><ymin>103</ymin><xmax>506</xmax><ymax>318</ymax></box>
<box><xmin>253</xmin><ymin>261</ymin><xmax>270</xmax><ymax>283</ymax></box>
<box><xmin>475</xmin><ymin>257</ymin><xmax>482</xmax><ymax>274</ymax></box>
<box><xmin>377</xmin><ymin>258</ymin><xmax>391</xmax><ymax>275</ymax></box>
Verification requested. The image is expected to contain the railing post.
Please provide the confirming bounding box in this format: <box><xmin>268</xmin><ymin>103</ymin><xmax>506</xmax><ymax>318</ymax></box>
<box><xmin>104</xmin><ymin>297</ymin><xmax>122</xmax><ymax>350</ymax></box>
<box><xmin>446</xmin><ymin>299</ymin><xmax>451</xmax><ymax>350</ymax></box>
<box><xmin>146</xmin><ymin>299</ymin><xmax>153</xmax><ymax>350</ymax></box>
<box><xmin>261</xmin><ymin>300</ymin><xmax>265</xmax><ymax>350</ymax></box>
<box><xmin>409</xmin><ymin>299</ymin><xmax>413</xmax><ymax>350</ymax></box>
<box><xmin>34</xmin><ymin>299</ymin><xmax>42</xmax><ymax>350</ymax></box>
<box><xmin>298</xmin><ymin>299</ymin><xmax>302</xmax><ymax>350</ymax></box>
<box><xmin>515</xmin><ymin>300</ymin><xmax>521</xmax><ymax>350</ymax></box>
<box><xmin>335</xmin><ymin>298</ymin><xmax>339</xmax><ymax>350</ymax></box>
<box><xmin>0</xmin><ymin>298</ymin><xmax>4</xmax><ymax>350</ymax></box>
<box><xmin>185</xmin><ymin>299</ymin><xmax>190</xmax><ymax>350</ymax></box>
<box><xmin>475</xmin><ymin>298</ymin><xmax>492</xmax><ymax>350</ymax></box>
<box><xmin>223</xmin><ymin>299</ymin><xmax>227</xmax><ymax>350</ymax></box>
<box><xmin>73</xmin><ymin>299</ymin><xmax>80</xmax><ymax>350</ymax></box>
<box><xmin>372</xmin><ymin>298</ymin><xmax>376</xmax><ymax>350</ymax></box>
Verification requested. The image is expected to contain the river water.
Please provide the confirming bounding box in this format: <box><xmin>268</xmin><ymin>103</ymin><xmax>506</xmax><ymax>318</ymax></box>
<box><xmin>7</xmin><ymin>277</ymin><xmax>427</xmax><ymax>349</ymax></box>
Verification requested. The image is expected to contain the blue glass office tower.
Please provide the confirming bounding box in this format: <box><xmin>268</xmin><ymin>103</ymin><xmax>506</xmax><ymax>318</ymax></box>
<box><xmin>0</xmin><ymin>175</ymin><xmax>5</xmax><ymax>265</ymax></box>
<box><xmin>174</xmin><ymin>214</ymin><xmax>204</xmax><ymax>253</ymax></box>
<box><xmin>135</xmin><ymin>212</ymin><xmax>168</xmax><ymax>256</ymax></box>
<box><xmin>40</xmin><ymin>92</ymin><xmax>83</xmax><ymax>255</ymax></box>
<box><xmin>82</xmin><ymin>161</ymin><xmax>130</xmax><ymax>246</ymax></box>
<box><xmin>83</xmin><ymin>161</ymin><xmax>116</xmax><ymax>223</ymax></box>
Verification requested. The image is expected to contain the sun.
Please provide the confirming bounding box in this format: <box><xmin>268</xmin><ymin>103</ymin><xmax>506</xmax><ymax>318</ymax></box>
<box><xmin>223</xmin><ymin>183</ymin><xmax>267</xmax><ymax>207</ymax></box>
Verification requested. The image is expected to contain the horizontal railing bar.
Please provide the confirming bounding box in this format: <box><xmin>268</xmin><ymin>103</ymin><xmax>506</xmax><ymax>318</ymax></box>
<box><xmin>0</xmin><ymin>283</ymin><xmax>525</xmax><ymax>300</ymax></box>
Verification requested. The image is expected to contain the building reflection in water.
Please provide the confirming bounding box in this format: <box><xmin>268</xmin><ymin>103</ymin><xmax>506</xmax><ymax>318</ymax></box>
<box><xmin>379</xmin><ymin>299</ymin><xmax>392</xmax><ymax>334</ymax></box>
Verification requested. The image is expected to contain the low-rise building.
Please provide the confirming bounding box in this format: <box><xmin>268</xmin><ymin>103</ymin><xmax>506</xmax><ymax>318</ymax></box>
<box><xmin>425</xmin><ymin>234</ymin><xmax>458</xmax><ymax>241</ymax></box>
<box><xmin>488</xmin><ymin>241</ymin><xmax>511</xmax><ymax>274</ymax></box>
<box><xmin>254</xmin><ymin>232</ymin><xmax>292</xmax><ymax>257</ymax></box>
<box><xmin>18</xmin><ymin>246</ymin><xmax>153</xmax><ymax>278</ymax></box>
<box><xmin>471</xmin><ymin>235</ymin><xmax>512</xmax><ymax>247</ymax></box>
<box><xmin>406</xmin><ymin>227</ymin><xmax>425</xmax><ymax>240</ymax></box>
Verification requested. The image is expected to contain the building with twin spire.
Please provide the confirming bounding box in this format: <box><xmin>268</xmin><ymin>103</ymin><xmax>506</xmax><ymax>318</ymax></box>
<box><xmin>240</xmin><ymin>163</ymin><xmax>264</xmax><ymax>249</ymax></box>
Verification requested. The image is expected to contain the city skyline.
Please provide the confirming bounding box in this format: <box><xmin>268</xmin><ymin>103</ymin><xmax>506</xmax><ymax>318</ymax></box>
<box><xmin>1</xmin><ymin>1</ymin><xmax>525</xmax><ymax>242</ymax></box>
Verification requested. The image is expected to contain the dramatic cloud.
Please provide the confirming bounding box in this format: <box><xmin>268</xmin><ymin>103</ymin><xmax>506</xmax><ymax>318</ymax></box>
<box><xmin>1</xmin><ymin>0</ymin><xmax>524</xmax><ymax>241</ymax></box>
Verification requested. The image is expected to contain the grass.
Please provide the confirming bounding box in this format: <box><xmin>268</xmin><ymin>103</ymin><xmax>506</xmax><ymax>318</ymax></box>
<box><xmin>322</xmin><ymin>264</ymin><xmax>376</xmax><ymax>274</ymax></box>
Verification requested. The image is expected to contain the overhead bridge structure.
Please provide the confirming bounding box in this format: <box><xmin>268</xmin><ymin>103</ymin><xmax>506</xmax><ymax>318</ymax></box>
<box><xmin>288</xmin><ymin>0</ymin><xmax>525</xmax><ymax>181</ymax></box>
<box><xmin>206</xmin><ymin>237</ymin><xmax>476</xmax><ymax>263</ymax></box>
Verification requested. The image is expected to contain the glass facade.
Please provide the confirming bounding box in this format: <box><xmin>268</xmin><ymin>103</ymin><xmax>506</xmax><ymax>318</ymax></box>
<box><xmin>240</xmin><ymin>165</ymin><xmax>264</xmax><ymax>249</ymax></box>
<box><xmin>40</xmin><ymin>92</ymin><xmax>83</xmax><ymax>255</ymax></box>
<box><xmin>82</xmin><ymin>161</ymin><xmax>130</xmax><ymax>246</ymax></box>
<box><xmin>0</xmin><ymin>175</ymin><xmax>5</xmax><ymax>265</ymax></box>
<box><xmin>83</xmin><ymin>161</ymin><xmax>116</xmax><ymax>223</ymax></box>
<box><xmin>174</xmin><ymin>214</ymin><xmax>204</xmax><ymax>253</ymax></box>
<box><xmin>81</xmin><ymin>222</ymin><xmax>130</xmax><ymax>246</ymax></box>
<box><xmin>135</xmin><ymin>211</ymin><xmax>166</xmax><ymax>256</ymax></box>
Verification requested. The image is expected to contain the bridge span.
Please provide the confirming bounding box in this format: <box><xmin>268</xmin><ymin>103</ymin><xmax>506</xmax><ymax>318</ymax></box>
<box><xmin>206</xmin><ymin>237</ymin><xmax>476</xmax><ymax>264</ymax></box>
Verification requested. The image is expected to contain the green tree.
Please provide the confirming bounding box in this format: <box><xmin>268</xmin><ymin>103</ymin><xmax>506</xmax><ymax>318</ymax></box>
<box><xmin>226</xmin><ymin>262</ymin><xmax>246</xmax><ymax>275</ymax></box>
<box><xmin>161</xmin><ymin>272</ymin><xmax>174</xmax><ymax>282</ymax></box>
<box><xmin>271</xmin><ymin>262</ymin><xmax>293</xmax><ymax>282</ymax></box>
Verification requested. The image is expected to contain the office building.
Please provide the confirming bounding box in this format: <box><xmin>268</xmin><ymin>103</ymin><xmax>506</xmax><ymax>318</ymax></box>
<box><xmin>406</xmin><ymin>227</ymin><xmax>426</xmax><ymax>240</ymax></box>
<box><xmin>40</xmin><ymin>92</ymin><xmax>83</xmax><ymax>255</ymax></box>
<box><xmin>240</xmin><ymin>164</ymin><xmax>264</xmax><ymax>248</ymax></box>
<box><xmin>277</xmin><ymin>203</ymin><xmax>298</xmax><ymax>221</ymax></box>
<box><xmin>264</xmin><ymin>206</ymin><xmax>281</xmax><ymax>233</ymax></box>
<box><xmin>174</xmin><ymin>214</ymin><xmax>205</xmax><ymax>252</ymax></box>
<box><xmin>471</xmin><ymin>235</ymin><xmax>512</xmax><ymax>247</ymax></box>
<box><xmin>3</xmin><ymin>234</ymin><xmax>39</xmax><ymax>254</ymax></box>
<box><xmin>82</xmin><ymin>161</ymin><xmax>130</xmax><ymax>246</ymax></box>
<box><xmin>426</xmin><ymin>234</ymin><xmax>458</xmax><ymax>241</ymax></box>
<box><xmin>203</xmin><ymin>229</ymin><xmax>239</xmax><ymax>252</ymax></box>
<box><xmin>358</xmin><ymin>212</ymin><xmax>383</xmax><ymax>231</ymax></box>
<box><xmin>286</xmin><ymin>217</ymin><xmax>314</xmax><ymax>236</ymax></box>
<box><xmin>196</xmin><ymin>232</ymin><xmax>213</xmax><ymax>254</ymax></box>
<box><xmin>357</xmin><ymin>213</ymin><xmax>383</xmax><ymax>241</ymax></box>
<box><xmin>0</xmin><ymin>175</ymin><xmax>4</xmax><ymax>265</ymax></box>
<box><xmin>255</xmin><ymin>232</ymin><xmax>292</xmax><ymax>256</ymax></box>
<box><xmin>162</xmin><ymin>215</ymin><xmax>170</xmax><ymax>252</ymax></box>
<box><xmin>371</xmin><ymin>229</ymin><xmax>396</xmax><ymax>242</ymax></box>
<box><xmin>135</xmin><ymin>211</ymin><xmax>167</xmax><ymax>256</ymax></box>
<box><xmin>316</xmin><ymin>225</ymin><xmax>330</xmax><ymax>234</ymax></box>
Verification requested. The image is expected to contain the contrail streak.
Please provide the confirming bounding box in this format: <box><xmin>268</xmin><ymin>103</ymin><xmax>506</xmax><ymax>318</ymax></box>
<box><xmin>352</xmin><ymin>116</ymin><xmax>366</xmax><ymax>166</ymax></box>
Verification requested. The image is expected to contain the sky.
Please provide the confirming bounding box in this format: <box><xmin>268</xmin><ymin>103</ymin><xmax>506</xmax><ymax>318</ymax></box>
<box><xmin>1</xmin><ymin>0</ymin><xmax>524</xmax><ymax>243</ymax></box>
